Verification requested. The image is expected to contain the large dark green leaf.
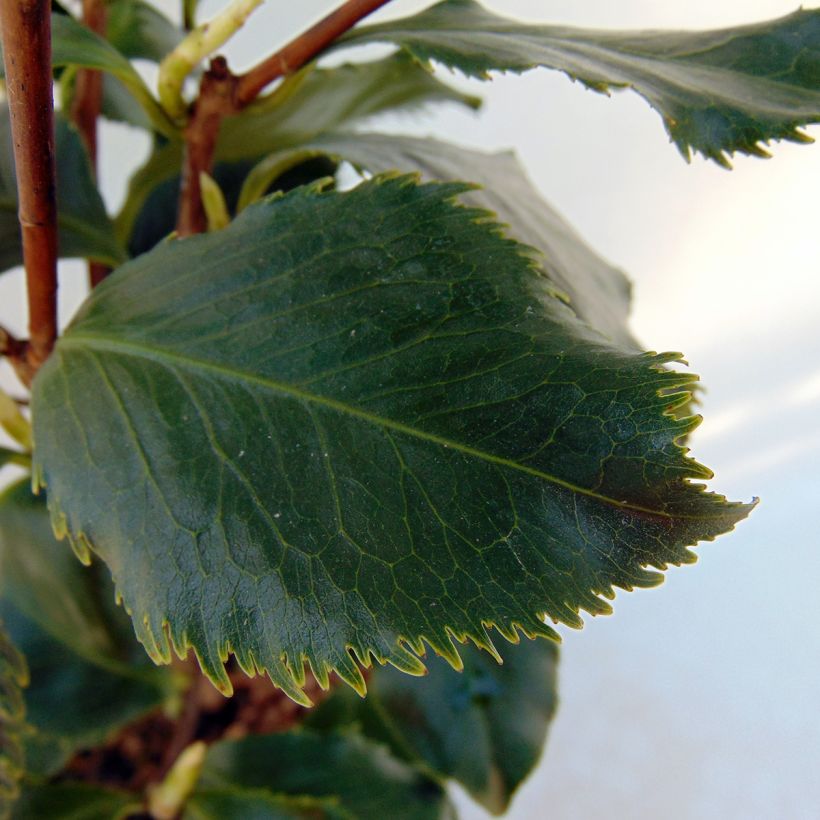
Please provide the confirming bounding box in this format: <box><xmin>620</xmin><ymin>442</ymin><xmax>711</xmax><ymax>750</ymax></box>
<box><xmin>114</xmin><ymin>53</ymin><xmax>480</xmax><ymax>250</ymax></box>
<box><xmin>10</xmin><ymin>782</ymin><xmax>137</xmax><ymax>820</ymax></box>
<box><xmin>0</xmin><ymin>108</ymin><xmax>125</xmax><ymax>274</ymax></box>
<box><xmin>339</xmin><ymin>0</ymin><xmax>820</xmax><ymax>165</ymax></box>
<box><xmin>32</xmin><ymin>176</ymin><xmax>752</xmax><ymax>702</ymax></box>
<box><xmin>0</xmin><ymin>622</ymin><xmax>27</xmax><ymax>820</ymax></box>
<box><xmin>242</xmin><ymin>132</ymin><xmax>636</xmax><ymax>347</ymax></box>
<box><xmin>186</xmin><ymin>790</ymin><xmax>354</xmax><ymax>819</ymax></box>
<box><xmin>0</xmin><ymin>14</ymin><xmax>175</xmax><ymax>137</ymax></box>
<box><xmin>193</xmin><ymin>730</ymin><xmax>454</xmax><ymax>819</ymax></box>
<box><xmin>309</xmin><ymin>638</ymin><xmax>558</xmax><ymax>814</ymax></box>
<box><xmin>0</xmin><ymin>484</ymin><xmax>170</xmax><ymax>778</ymax></box>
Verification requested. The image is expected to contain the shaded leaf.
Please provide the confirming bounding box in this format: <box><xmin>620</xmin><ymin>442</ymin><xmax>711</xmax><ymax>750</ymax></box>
<box><xmin>243</xmin><ymin>132</ymin><xmax>636</xmax><ymax>346</ymax></box>
<box><xmin>0</xmin><ymin>485</ymin><xmax>170</xmax><ymax>778</ymax></box>
<box><xmin>0</xmin><ymin>14</ymin><xmax>175</xmax><ymax>137</ymax></box>
<box><xmin>309</xmin><ymin>638</ymin><xmax>558</xmax><ymax>815</ymax></box>
<box><xmin>115</xmin><ymin>53</ymin><xmax>479</xmax><ymax>249</ymax></box>
<box><xmin>106</xmin><ymin>0</ymin><xmax>183</xmax><ymax>62</ymax></box>
<box><xmin>0</xmin><ymin>622</ymin><xmax>27</xmax><ymax>820</ymax></box>
<box><xmin>339</xmin><ymin>0</ymin><xmax>820</xmax><ymax>165</ymax></box>
<box><xmin>195</xmin><ymin>730</ymin><xmax>454</xmax><ymax>819</ymax></box>
<box><xmin>186</xmin><ymin>789</ymin><xmax>353</xmax><ymax>819</ymax></box>
<box><xmin>0</xmin><ymin>108</ymin><xmax>126</xmax><ymax>274</ymax></box>
<box><xmin>10</xmin><ymin>782</ymin><xmax>137</xmax><ymax>820</ymax></box>
<box><xmin>33</xmin><ymin>175</ymin><xmax>752</xmax><ymax>703</ymax></box>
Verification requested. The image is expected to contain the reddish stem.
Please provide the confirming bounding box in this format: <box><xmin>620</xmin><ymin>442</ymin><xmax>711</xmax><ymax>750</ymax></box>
<box><xmin>236</xmin><ymin>0</ymin><xmax>392</xmax><ymax>105</ymax></box>
<box><xmin>0</xmin><ymin>0</ymin><xmax>59</xmax><ymax>381</ymax></box>
<box><xmin>71</xmin><ymin>0</ymin><xmax>110</xmax><ymax>287</ymax></box>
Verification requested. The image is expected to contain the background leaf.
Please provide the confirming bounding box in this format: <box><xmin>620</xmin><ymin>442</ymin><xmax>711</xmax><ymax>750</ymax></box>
<box><xmin>10</xmin><ymin>782</ymin><xmax>137</xmax><ymax>820</ymax></box>
<box><xmin>339</xmin><ymin>0</ymin><xmax>820</xmax><ymax>165</ymax></box>
<box><xmin>115</xmin><ymin>54</ymin><xmax>479</xmax><ymax>253</ymax></box>
<box><xmin>0</xmin><ymin>622</ymin><xmax>27</xmax><ymax>820</ymax></box>
<box><xmin>193</xmin><ymin>730</ymin><xmax>454</xmax><ymax>819</ymax></box>
<box><xmin>0</xmin><ymin>108</ymin><xmax>125</xmax><ymax>274</ymax></box>
<box><xmin>33</xmin><ymin>176</ymin><xmax>752</xmax><ymax>702</ymax></box>
<box><xmin>309</xmin><ymin>639</ymin><xmax>559</xmax><ymax>814</ymax></box>
<box><xmin>0</xmin><ymin>482</ymin><xmax>170</xmax><ymax>778</ymax></box>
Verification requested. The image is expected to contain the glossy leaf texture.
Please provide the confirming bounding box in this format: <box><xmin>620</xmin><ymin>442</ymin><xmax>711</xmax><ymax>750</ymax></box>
<box><xmin>0</xmin><ymin>482</ymin><xmax>169</xmax><ymax>778</ymax></box>
<box><xmin>0</xmin><ymin>13</ymin><xmax>175</xmax><ymax>137</ymax></box>
<box><xmin>339</xmin><ymin>0</ymin><xmax>820</xmax><ymax>165</ymax></box>
<box><xmin>309</xmin><ymin>638</ymin><xmax>558</xmax><ymax>814</ymax></box>
<box><xmin>0</xmin><ymin>622</ymin><xmax>27</xmax><ymax>820</ymax></box>
<box><xmin>242</xmin><ymin>132</ymin><xmax>636</xmax><ymax>348</ymax></box>
<box><xmin>0</xmin><ymin>108</ymin><xmax>125</xmax><ymax>274</ymax></box>
<box><xmin>190</xmin><ymin>730</ymin><xmax>454</xmax><ymax>819</ymax></box>
<box><xmin>115</xmin><ymin>54</ymin><xmax>480</xmax><ymax>254</ymax></box>
<box><xmin>32</xmin><ymin>176</ymin><xmax>753</xmax><ymax>702</ymax></box>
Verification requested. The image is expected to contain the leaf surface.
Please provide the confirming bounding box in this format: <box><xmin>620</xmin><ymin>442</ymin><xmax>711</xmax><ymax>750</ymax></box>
<box><xmin>115</xmin><ymin>53</ymin><xmax>479</xmax><ymax>252</ymax></box>
<box><xmin>33</xmin><ymin>176</ymin><xmax>752</xmax><ymax>701</ymax></box>
<box><xmin>10</xmin><ymin>782</ymin><xmax>137</xmax><ymax>820</ymax></box>
<box><xmin>244</xmin><ymin>132</ymin><xmax>636</xmax><ymax>346</ymax></box>
<box><xmin>194</xmin><ymin>730</ymin><xmax>454</xmax><ymax>819</ymax></box>
<box><xmin>106</xmin><ymin>0</ymin><xmax>183</xmax><ymax>61</ymax></box>
<box><xmin>186</xmin><ymin>790</ymin><xmax>354</xmax><ymax>819</ymax></box>
<box><xmin>0</xmin><ymin>108</ymin><xmax>125</xmax><ymax>274</ymax></box>
<box><xmin>339</xmin><ymin>0</ymin><xmax>820</xmax><ymax>165</ymax></box>
<box><xmin>309</xmin><ymin>638</ymin><xmax>558</xmax><ymax>814</ymax></box>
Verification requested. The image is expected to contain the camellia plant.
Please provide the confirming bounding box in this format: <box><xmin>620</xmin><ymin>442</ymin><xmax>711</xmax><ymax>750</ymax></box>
<box><xmin>0</xmin><ymin>0</ymin><xmax>817</xmax><ymax>816</ymax></box>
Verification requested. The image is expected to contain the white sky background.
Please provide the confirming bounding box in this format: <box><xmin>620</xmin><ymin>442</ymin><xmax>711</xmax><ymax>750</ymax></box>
<box><xmin>2</xmin><ymin>1</ymin><xmax>820</xmax><ymax>817</ymax></box>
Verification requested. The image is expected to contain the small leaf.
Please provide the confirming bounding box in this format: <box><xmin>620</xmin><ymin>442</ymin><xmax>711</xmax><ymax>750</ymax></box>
<box><xmin>245</xmin><ymin>132</ymin><xmax>636</xmax><ymax>346</ymax></box>
<box><xmin>115</xmin><ymin>53</ymin><xmax>479</xmax><ymax>250</ymax></box>
<box><xmin>0</xmin><ymin>14</ymin><xmax>175</xmax><ymax>137</ymax></box>
<box><xmin>339</xmin><ymin>0</ymin><xmax>820</xmax><ymax>165</ymax></box>
<box><xmin>33</xmin><ymin>176</ymin><xmax>752</xmax><ymax>702</ymax></box>
<box><xmin>309</xmin><ymin>638</ymin><xmax>558</xmax><ymax>815</ymax></box>
<box><xmin>0</xmin><ymin>108</ymin><xmax>126</xmax><ymax>274</ymax></box>
<box><xmin>106</xmin><ymin>0</ymin><xmax>183</xmax><ymax>62</ymax></box>
<box><xmin>195</xmin><ymin>730</ymin><xmax>454</xmax><ymax>819</ymax></box>
<box><xmin>0</xmin><ymin>621</ymin><xmax>27</xmax><ymax>820</ymax></box>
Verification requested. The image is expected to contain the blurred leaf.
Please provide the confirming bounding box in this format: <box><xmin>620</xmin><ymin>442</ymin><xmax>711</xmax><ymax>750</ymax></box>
<box><xmin>0</xmin><ymin>108</ymin><xmax>126</xmax><ymax>274</ymax></box>
<box><xmin>186</xmin><ymin>790</ymin><xmax>353</xmax><ymax>819</ymax></box>
<box><xmin>10</xmin><ymin>782</ymin><xmax>137</xmax><ymax>820</ymax></box>
<box><xmin>115</xmin><ymin>53</ymin><xmax>478</xmax><ymax>250</ymax></box>
<box><xmin>106</xmin><ymin>0</ymin><xmax>183</xmax><ymax>61</ymax></box>
<box><xmin>310</xmin><ymin>639</ymin><xmax>558</xmax><ymax>814</ymax></box>
<box><xmin>196</xmin><ymin>730</ymin><xmax>455</xmax><ymax>819</ymax></box>
<box><xmin>340</xmin><ymin>0</ymin><xmax>820</xmax><ymax>165</ymax></box>
<box><xmin>0</xmin><ymin>621</ymin><xmax>27</xmax><ymax>820</ymax></box>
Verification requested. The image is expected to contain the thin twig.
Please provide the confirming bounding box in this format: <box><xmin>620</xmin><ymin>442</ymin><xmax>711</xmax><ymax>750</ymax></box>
<box><xmin>236</xmin><ymin>0</ymin><xmax>393</xmax><ymax>105</ymax></box>
<box><xmin>0</xmin><ymin>0</ymin><xmax>59</xmax><ymax>381</ymax></box>
<box><xmin>71</xmin><ymin>0</ymin><xmax>110</xmax><ymax>288</ymax></box>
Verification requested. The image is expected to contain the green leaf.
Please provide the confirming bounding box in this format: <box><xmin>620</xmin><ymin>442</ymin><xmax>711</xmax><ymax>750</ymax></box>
<box><xmin>186</xmin><ymin>790</ymin><xmax>353</xmax><ymax>819</ymax></box>
<box><xmin>115</xmin><ymin>53</ymin><xmax>479</xmax><ymax>250</ymax></box>
<box><xmin>309</xmin><ymin>639</ymin><xmax>558</xmax><ymax>815</ymax></box>
<box><xmin>339</xmin><ymin>0</ymin><xmax>820</xmax><ymax>166</ymax></box>
<box><xmin>0</xmin><ymin>108</ymin><xmax>126</xmax><ymax>274</ymax></box>
<box><xmin>0</xmin><ymin>621</ymin><xmax>27</xmax><ymax>820</ymax></box>
<box><xmin>194</xmin><ymin>730</ymin><xmax>454</xmax><ymax>819</ymax></box>
<box><xmin>0</xmin><ymin>485</ymin><xmax>170</xmax><ymax>778</ymax></box>
<box><xmin>10</xmin><ymin>782</ymin><xmax>137</xmax><ymax>820</ymax></box>
<box><xmin>0</xmin><ymin>14</ymin><xmax>176</xmax><ymax>138</ymax></box>
<box><xmin>106</xmin><ymin>0</ymin><xmax>183</xmax><ymax>62</ymax></box>
<box><xmin>243</xmin><ymin>132</ymin><xmax>636</xmax><ymax>347</ymax></box>
<box><xmin>32</xmin><ymin>175</ymin><xmax>752</xmax><ymax>702</ymax></box>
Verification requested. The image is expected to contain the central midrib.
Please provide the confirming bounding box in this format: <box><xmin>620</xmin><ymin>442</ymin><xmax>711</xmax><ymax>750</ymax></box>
<box><xmin>61</xmin><ymin>333</ymin><xmax>707</xmax><ymax>522</ymax></box>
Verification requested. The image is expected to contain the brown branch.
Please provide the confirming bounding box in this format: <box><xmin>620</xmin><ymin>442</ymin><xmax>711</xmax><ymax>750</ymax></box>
<box><xmin>176</xmin><ymin>0</ymin><xmax>393</xmax><ymax>237</ymax></box>
<box><xmin>71</xmin><ymin>0</ymin><xmax>110</xmax><ymax>288</ymax></box>
<box><xmin>0</xmin><ymin>0</ymin><xmax>59</xmax><ymax>381</ymax></box>
<box><xmin>236</xmin><ymin>0</ymin><xmax>393</xmax><ymax>105</ymax></box>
